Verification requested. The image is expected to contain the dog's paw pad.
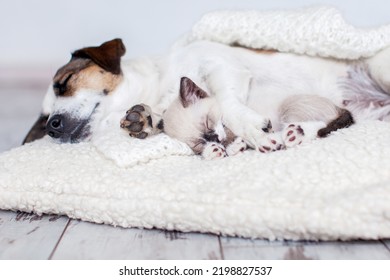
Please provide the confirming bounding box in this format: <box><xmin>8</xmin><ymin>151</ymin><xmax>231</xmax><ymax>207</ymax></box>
<box><xmin>121</xmin><ymin>104</ymin><xmax>153</xmax><ymax>139</ymax></box>
<box><xmin>202</xmin><ymin>143</ymin><xmax>227</xmax><ymax>160</ymax></box>
<box><xmin>283</xmin><ymin>124</ymin><xmax>305</xmax><ymax>148</ymax></box>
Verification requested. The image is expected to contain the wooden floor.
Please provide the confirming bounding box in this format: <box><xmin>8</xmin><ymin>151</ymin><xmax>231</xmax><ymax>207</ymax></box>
<box><xmin>0</xmin><ymin>87</ymin><xmax>389</xmax><ymax>260</ymax></box>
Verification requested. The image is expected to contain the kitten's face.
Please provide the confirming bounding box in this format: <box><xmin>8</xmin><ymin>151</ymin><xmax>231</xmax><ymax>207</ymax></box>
<box><xmin>163</xmin><ymin>77</ymin><xmax>235</xmax><ymax>154</ymax></box>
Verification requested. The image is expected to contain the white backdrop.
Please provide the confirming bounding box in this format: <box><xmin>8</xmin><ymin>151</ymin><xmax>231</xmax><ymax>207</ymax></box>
<box><xmin>0</xmin><ymin>0</ymin><xmax>389</xmax><ymax>68</ymax></box>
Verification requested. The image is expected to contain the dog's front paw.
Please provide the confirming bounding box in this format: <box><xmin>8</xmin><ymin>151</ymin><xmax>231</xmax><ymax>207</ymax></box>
<box><xmin>202</xmin><ymin>142</ymin><xmax>227</xmax><ymax>160</ymax></box>
<box><xmin>226</xmin><ymin>137</ymin><xmax>247</xmax><ymax>156</ymax></box>
<box><xmin>283</xmin><ymin>124</ymin><xmax>305</xmax><ymax>148</ymax></box>
<box><xmin>225</xmin><ymin>113</ymin><xmax>272</xmax><ymax>148</ymax></box>
<box><xmin>243</xmin><ymin>118</ymin><xmax>273</xmax><ymax>145</ymax></box>
<box><xmin>121</xmin><ymin>104</ymin><xmax>162</xmax><ymax>139</ymax></box>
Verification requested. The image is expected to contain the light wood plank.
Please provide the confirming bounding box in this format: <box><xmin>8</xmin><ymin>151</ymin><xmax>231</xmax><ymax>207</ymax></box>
<box><xmin>221</xmin><ymin>237</ymin><xmax>288</xmax><ymax>260</ymax></box>
<box><xmin>221</xmin><ymin>237</ymin><xmax>390</xmax><ymax>260</ymax></box>
<box><xmin>382</xmin><ymin>239</ymin><xmax>390</xmax><ymax>251</ymax></box>
<box><xmin>307</xmin><ymin>241</ymin><xmax>390</xmax><ymax>259</ymax></box>
<box><xmin>52</xmin><ymin>220</ymin><xmax>222</xmax><ymax>259</ymax></box>
<box><xmin>0</xmin><ymin>210</ymin><xmax>69</xmax><ymax>259</ymax></box>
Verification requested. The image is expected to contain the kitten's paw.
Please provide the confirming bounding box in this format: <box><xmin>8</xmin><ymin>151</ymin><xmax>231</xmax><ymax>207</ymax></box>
<box><xmin>202</xmin><ymin>142</ymin><xmax>227</xmax><ymax>160</ymax></box>
<box><xmin>257</xmin><ymin>133</ymin><xmax>285</xmax><ymax>153</ymax></box>
<box><xmin>226</xmin><ymin>137</ymin><xmax>247</xmax><ymax>156</ymax></box>
<box><xmin>283</xmin><ymin>124</ymin><xmax>305</xmax><ymax>148</ymax></box>
<box><xmin>120</xmin><ymin>104</ymin><xmax>162</xmax><ymax>139</ymax></box>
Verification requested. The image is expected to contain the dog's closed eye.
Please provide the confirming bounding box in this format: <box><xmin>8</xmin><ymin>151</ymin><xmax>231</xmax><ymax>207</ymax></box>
<box><xmin>53</xmin><ymin>73</ymin><xmax>73</xmax><ymax>96</ymax></box>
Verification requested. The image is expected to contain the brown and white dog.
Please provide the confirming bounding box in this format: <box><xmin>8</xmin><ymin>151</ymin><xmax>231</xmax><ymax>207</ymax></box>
<box><xmin>25</xmin><ymin>39</ymin><xmax>390</xmax><ymax>157</ymax></box>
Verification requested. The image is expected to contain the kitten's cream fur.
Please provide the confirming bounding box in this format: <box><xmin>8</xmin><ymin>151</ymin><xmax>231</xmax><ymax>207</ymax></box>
<box><xmin>163</xmin><ymin>77</ymin><xmax>351</xmax><ymax>159</ymax></box>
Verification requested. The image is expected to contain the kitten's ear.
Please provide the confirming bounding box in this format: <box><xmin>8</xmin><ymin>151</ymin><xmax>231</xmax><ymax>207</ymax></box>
<box><xmin>179</xmin><ymin>77</ymin><xmax>208</xmax><ymax>108</ymax></box>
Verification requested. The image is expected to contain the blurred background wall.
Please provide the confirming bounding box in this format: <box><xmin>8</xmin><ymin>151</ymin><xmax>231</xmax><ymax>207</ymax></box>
<box><xmin>0</xmin><ymin>0</ymin><xmax>389</xmax><ymax>86</ymax></box>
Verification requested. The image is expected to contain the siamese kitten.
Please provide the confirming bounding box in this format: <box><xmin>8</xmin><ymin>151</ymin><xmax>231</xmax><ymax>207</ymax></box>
<box><xmin>162</xmin><ymin>77</ymin><xmax>353</xmax><ymax>160</ymax></box>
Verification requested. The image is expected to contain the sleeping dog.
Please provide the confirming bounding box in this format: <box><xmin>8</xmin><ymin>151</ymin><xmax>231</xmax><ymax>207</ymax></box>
<box><xmin>25</xmin><ymin>39</ymin><xmax>390</xmax><ymax>152</ymax></box>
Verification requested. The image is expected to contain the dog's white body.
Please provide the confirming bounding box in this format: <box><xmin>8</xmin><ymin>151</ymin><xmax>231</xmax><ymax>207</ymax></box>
<box><xmin>40</xmin><ymin>41</ymin><xmax>390</xmax><ymax>148</ymax></box>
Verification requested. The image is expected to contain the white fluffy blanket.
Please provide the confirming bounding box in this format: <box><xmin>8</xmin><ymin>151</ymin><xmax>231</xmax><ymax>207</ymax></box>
<box><xmin>178</xmin><ymin>6</ymin><xmax>390</xmax><ymax>59</ymax></box>
<box><xmin>1</xmin><ymin>7</ymin><xmax>390</xmax><ymax>240</ymax></box>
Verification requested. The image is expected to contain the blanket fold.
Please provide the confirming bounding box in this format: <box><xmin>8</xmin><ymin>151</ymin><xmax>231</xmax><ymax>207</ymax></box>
<box><xmin>177</xmin><ymin>6</ymin><xmax>390</xmax><ymax>59</ymax></box>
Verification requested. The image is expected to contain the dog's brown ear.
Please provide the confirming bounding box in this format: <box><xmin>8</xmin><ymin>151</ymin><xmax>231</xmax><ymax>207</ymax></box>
<box><xmin>71</xmin><ymin>38</ymin><xmax>126</xmax><ymax>75</ymax></box>
<box><xmin>22</xmin><ymin>114</ymin><xmax>49</xmax><ymax>144</ymax></box>
<box><xmin>179</xmin><ymin>77</ymin><xmax>208</xmax><ymax>108</ymax></box>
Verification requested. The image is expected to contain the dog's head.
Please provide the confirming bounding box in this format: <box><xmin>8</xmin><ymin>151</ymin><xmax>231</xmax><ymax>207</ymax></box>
<box><xmin>24</xmin><ymin>38</ymin><xmax>126</xmax><ymax>144</ymax></box>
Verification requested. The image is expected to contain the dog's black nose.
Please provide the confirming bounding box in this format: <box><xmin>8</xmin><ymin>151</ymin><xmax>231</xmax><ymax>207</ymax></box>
<box><xmin>46</xmin><ymin>115</ymin><xmax>64</xmax><ymax>138</ymax></box>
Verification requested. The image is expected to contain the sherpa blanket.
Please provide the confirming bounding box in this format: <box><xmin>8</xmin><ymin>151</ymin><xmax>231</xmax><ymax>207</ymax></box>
<box><xmin>1</xmin><ymin>7</ymin><xmax>390</xmax><ymax>241</ymax></box>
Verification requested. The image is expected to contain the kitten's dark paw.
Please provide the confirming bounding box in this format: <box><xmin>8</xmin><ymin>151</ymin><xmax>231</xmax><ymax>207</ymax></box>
<box><xmin>120</xmin><ymin>104</ymin><xmax>153</xmax><ymax>139</ymax></box>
